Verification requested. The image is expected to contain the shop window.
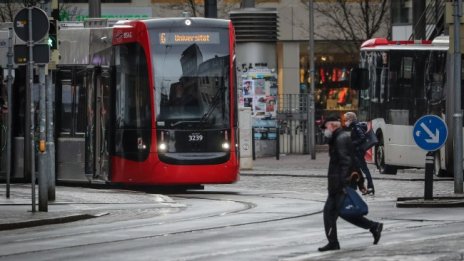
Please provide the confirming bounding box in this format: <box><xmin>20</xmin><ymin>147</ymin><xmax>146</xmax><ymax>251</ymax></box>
<box><xmin>314</xmin><ymin>64</ymin><xmax>357</xmax><ymax>120</ymax></box>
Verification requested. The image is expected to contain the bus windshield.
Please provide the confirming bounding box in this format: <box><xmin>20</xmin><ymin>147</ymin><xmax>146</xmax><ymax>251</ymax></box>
<box><xmin>149</xmin><ymin>28</ymin><xmax>230</xmax><ymax>129</ymax></box>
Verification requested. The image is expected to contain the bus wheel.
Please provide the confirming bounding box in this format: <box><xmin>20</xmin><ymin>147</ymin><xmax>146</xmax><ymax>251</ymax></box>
<box><xmin>375</xmin><ymin>141</ymin><xmax>397</xmax><ymax>175</ymax></box>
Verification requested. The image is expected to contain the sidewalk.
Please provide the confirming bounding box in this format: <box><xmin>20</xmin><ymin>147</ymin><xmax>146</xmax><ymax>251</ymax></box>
<box><xmin>0</xmin><ymin>184</ymin><xmax>183</xmax><ymax>231</ymax></box>
<box><xmin>241</xmin><ymin>151</ymin><xmax>464</xmax><ymax>207</ymax></box>
<box><xmin>241</xmin><ymin>150</ymin><xmax>451</xmax><ymax>181</ymax></box>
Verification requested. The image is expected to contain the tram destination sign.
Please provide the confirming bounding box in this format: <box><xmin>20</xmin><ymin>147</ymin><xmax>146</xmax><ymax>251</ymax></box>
<box><xmin>413</xmin><ymin>115</ymin><xmax>448</xmax><ymax>151</ymax></box>
<box><xmin>159</xmin><ymin>32</ymin><xmax>220</xmax><ymax>45</ymax></box>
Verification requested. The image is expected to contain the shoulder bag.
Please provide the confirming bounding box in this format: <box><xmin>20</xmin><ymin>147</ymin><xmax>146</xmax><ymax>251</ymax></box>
<box><xmin>359</xmin><ymin>128</ymin><xmax>378</xmax><ymax>152</ymax></box>
<box><xmin>339</xmin><ymin>186</ymin><xmax>369</xmax><ymax>218</ymax></box>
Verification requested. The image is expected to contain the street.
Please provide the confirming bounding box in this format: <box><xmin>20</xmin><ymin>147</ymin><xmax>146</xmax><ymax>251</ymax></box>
<box><xmin>1</xmin><ymin>155</ymin><xmax>464</xmax><ymax>260</ymax></box>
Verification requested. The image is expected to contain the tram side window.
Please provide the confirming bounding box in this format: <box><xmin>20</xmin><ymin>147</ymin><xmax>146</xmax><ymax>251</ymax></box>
<box><xmin>76</xmin><ymin>85</ymin><xmax>86</xmax><ymax>133</ymax></box>
<box><xmin>59</xmin><ymin>70</ymin><xmax>87</xmax><ymax>136</ymax></box>
<box><xmin>60</xmin><ymin>82</ymin><xmax>72</xmax><ymax>133</ymax></box>
<box><xmin>115</xmin><ymin>43</ymin><xmax>151</xmax><ymax>129</ymax></box>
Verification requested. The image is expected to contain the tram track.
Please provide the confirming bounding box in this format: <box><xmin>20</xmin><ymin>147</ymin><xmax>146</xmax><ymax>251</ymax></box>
<box><xmin>0</xmin><ymin>191</ymin><xmax>322</xmax><ymax>259</ymax></box>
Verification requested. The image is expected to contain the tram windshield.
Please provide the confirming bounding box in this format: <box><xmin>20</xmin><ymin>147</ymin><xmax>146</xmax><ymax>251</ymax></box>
<box><xmin>150</xmin><ymin>28</ymin><xmax>230</xmax><ymax>129</ymax></box>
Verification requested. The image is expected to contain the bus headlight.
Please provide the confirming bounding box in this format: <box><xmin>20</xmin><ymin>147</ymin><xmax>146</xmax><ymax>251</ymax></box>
<box><xmin>222</xmin><ymin>142</ymin><xmax>230</xmax><ymax>150</ymax></box>
<box><xmin>159</xmin><ymin>143</ymin><xmax>167</xmax><ymax>151</ymax></box>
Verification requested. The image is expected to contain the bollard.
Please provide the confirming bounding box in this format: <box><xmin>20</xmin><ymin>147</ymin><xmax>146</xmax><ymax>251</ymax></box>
<box><xmin>238</xmin><ymin>107</ymin><xmax>253</xmax><ymax>169</ymax></box>
<box><xmin>252</xmin><ymin>128</ymin><xmax>256</xmax><ymax>160</ymax></box>
<box><xmin>424</xmin><ymin>151</ymin><xmax>434</xmax><ymax>200</ymax></box>
<box><xmin>276</xmin><ymin>127</ymin><xmax>280</xmax><ymax>160</ymax></box>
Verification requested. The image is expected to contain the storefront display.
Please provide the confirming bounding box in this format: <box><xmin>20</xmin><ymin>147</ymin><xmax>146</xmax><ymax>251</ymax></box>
<box><xmin>300</xmin><ymin>62</ymin><xmax>358</xmax><ymax>121</ymax></box>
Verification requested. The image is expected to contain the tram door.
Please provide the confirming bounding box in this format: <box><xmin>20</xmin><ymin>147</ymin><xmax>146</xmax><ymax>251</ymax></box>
<box><xmin>85</xmin><ymin>67</ymin><xmax>111</xmax><ymax>182</ymax></box>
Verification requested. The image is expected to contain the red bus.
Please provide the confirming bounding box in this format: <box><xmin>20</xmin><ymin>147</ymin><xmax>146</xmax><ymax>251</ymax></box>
<box><xmin>48</xmin><ymin>18</ymin><xmax>239</xmax><ymax>185</ymax></box>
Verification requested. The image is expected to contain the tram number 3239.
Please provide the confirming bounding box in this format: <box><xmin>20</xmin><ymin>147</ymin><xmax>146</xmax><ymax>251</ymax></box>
<box><xmin>189</xmin><ymin>133</ymin><xmax>204</xmax><ymax>142</ymax></box>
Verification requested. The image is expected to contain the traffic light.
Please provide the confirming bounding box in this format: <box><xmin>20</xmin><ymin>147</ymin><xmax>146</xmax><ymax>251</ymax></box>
<box><xmin>48</xmin><ymin>20</ymin><xmax>57</xmax><ymax>50</ymax></box>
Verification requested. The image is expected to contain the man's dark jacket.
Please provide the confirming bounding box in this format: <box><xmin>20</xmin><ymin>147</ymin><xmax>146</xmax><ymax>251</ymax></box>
<box><xmin>327</xmin><ymin>128</ymin><xmax>353</xmax><ymax>195</ymax></box>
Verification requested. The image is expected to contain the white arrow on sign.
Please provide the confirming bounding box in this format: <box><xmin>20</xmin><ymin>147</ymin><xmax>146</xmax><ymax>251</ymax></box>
<box><xmin>420</xmin><ymin>122</ymin><xmax>439</xmax><ymax>143</ymax></box>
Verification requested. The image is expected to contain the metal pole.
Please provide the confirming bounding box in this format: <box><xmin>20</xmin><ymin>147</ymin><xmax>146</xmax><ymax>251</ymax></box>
<box><xmin>38</xmin><ymin>65</ymin><xmax>47</xmax><ymax>212</ymax></box>
<box><xmin>46</xmin><ymin>73</ymin><xmax>55</xmax><ymax>201</ymax></box>
<box><xmin>424</xmin><ymin>152</ymin><xmax>434</xmax><ymax>200</ymax></box>
<box><xmin>27</xmin><ymin>7</ymin><xmax>36</xmax><ymax>212</ymax></box>
<box><xmin>308</xmin><ymin>0</ymin><xmax>316</xmax><ymax>159</ymax></box>
<box><xmin>276</xmin><ymin>127</ymin><xmax>280</xmax><ymax>160</ymax></box>
<box><xmin>89</xmin><ymin>0</ymin><xmax>101</xmax><ymax>18</ymax></box>
<box><xmin>204</xmin><ymin>0</ymin><xmax>217</xmax><ymax>18</ymax></box>
<box><xmin>453</xmin><ymin>0</ymin><xmax>463</xmax><ymax>193</ymax></box>
<box><xmin>6</xmin><ymin>24</ymin><xmax>13</xmax><ymax>199</ymax></box>
<box><xmin>252</xmin><ymin>128</ymin><xmax>256</xmax><ymax>160</ymax></box>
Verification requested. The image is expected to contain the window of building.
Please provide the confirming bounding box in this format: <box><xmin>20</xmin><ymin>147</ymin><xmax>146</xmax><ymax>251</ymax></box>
<box><xmin>391</xmin><ymin>0</ymin><xmax>412</xmax><ymax>24</ymax></box>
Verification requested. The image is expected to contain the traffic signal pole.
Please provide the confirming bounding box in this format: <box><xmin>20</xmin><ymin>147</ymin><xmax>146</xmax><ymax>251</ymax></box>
<box><xmin>6</xmin><ymin>24</ymin><xmax>13</xmax><ymax>199</ymax></box>
<box><xmin>46</xmin><ymin>73</ymin><xmax>55</xmax><ymax>201</ymax></box>
<box><xmin>14</xmin><ymin>6</ymin><xmax>50</xmax><ymax>211</ymax></box>
<box><xmin>26</xmin><ymin>7</ymin><xmax>36</xmax><ymax>212</ymax></box>
<box><xmin>453</xmin><ymin>0</ymin><xmax>463</xmax><ymax>193</ymax></box>
<box><xmin>308</xmin><ymin>0</ymin><xmax>316</xmax><ymax>160</ymax></box>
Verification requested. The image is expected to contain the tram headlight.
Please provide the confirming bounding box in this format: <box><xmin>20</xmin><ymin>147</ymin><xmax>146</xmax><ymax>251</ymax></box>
<box><xmin>222</xmin><ymin>142</ymin><xmax>230</xmax><ymax>150</ymax></box>
<box><xmin>159</xmin><ymin>143</ymin><xmax>167</xmax><ymax>151</ymax></box>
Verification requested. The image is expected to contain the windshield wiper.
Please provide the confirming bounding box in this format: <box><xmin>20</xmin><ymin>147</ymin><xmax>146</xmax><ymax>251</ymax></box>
<box><xmin>171</xmin><ymin>120</ymin><xmax>201</xmax><ymax>127</ymax></box>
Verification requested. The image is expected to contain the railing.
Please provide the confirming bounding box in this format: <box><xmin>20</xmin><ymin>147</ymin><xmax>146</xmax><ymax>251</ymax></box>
<box><xmin>276</xmin><ymin>94</ymin><xmax>324</xmax><ymax>155</ymax></box>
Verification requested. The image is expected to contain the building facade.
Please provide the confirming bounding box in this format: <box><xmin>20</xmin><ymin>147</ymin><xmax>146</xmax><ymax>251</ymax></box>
<box><xmin>0</xmin><ymin>0</ymin><xmax>390</xmax><ymax>152</ymax></box>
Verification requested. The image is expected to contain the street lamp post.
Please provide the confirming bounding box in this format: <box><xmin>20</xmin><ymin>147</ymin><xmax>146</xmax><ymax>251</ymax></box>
<box><xmin>453</xmin><ymin>0</ymin><xmax>463</xmax><ymax>193</ymax></box>
<box><xmin>307</xmin><ymin>0</ymin><xmax>316</xmax><ymax>159</ymax></box>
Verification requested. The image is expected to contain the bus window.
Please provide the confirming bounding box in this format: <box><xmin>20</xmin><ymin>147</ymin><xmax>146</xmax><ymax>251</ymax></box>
<box><xmin>411</xmin><ymin>52</ymin><xmax>427</xmax><ymax>123</ymax></box>
<box><xmin>363</xmin><ymin>51</ymin><xmax>387</xmax><ymax>121</ymax></box>
<box><xmin>387</xmin><ymin>51</ymin><xmax>414</xmax><ymax>124</ymax></box>
<box><xmin>425</xmin><ymin>51</ymin><xmax>446</xmax><ymax>108</ymax></box>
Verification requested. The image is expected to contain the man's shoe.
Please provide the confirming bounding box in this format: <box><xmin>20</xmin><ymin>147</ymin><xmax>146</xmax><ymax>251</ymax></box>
<box><xmin>363</xmin><ymin>188</ymin><xmax>375</xmax><ymax>195</ymax></box>
<box><xmin>371</xmin><ymin>223</ymin><xmax>383</xmax><ymax>245</ymax></box>
<box><xmin>318</xmin><ymin>242</ymin><xmax>340</xmax><ymax>252</ymax></box>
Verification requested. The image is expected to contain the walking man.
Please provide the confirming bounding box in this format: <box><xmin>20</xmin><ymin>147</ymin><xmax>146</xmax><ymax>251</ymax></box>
<box><xmin>318</xmin><ymin>116</ymin><xmax>383</xmax><ymax>252</ymax></box>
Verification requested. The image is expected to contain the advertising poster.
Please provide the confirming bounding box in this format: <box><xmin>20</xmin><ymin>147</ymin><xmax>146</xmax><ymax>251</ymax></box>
<box><xmin>254</xmin><ymin>79</ymin><xmax>265</xmax><ymax>95</ymax></box>
<box><xmin>242</xmin><ymin>80</ymin><xmax>253</xmax><ymax>97</ymax></box>
<box><xmin>254</xmin><ymin>96</ymin><xmax>266</xmax><ymax>116</ymax></box>
<box><xmin>239</xmin><ymin>68</ymin><xmax>278</xmax><ymax>139</ymax></box>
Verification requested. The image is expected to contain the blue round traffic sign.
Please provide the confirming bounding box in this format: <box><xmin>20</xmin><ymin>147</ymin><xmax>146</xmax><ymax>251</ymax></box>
<box><xmin>413</xmin><ymin>115</ymin><xmax>448</xmax><ymax>151</ymax></box>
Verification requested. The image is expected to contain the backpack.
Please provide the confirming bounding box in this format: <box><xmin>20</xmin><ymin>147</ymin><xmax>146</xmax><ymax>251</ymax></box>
<box><xmin>359</xmin><ymin>122</ymin><xmax>368</xmax><ymax>133</ymax></box>
<box><xmin>358</xmin><ymin>122</ymin><xmax>378</xmax><ymax>152</ymax></box>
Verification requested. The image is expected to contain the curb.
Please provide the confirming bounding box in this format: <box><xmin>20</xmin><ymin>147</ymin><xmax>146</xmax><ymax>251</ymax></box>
<box><xmin>396</xmin><ymin>197</ymin><xmax>464</xmax><ymax>208</ymax></box>
<box><xmin>0</xmin><ymin>212</ymin><xmax>109</xmax><ymax>231</ymax></box>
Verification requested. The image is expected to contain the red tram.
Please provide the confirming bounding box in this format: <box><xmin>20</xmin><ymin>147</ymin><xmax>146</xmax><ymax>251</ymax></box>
<box><xmin>48</xmin><ymin>18</ymin><xmax>239</xmax><ymax>185</ymax></box>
